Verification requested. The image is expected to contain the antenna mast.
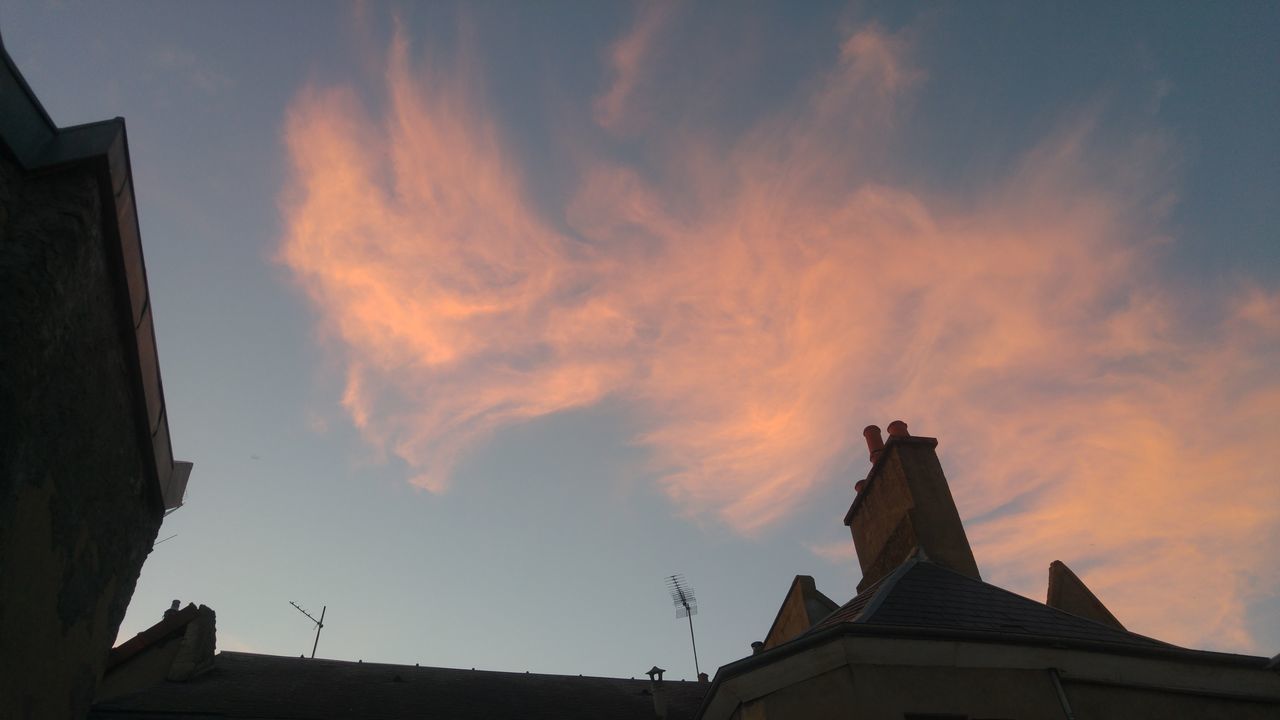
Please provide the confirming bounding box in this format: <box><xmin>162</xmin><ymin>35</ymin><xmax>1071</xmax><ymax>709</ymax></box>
<box><xmin>666</xmin><ymin>574</ymin><xmax>700</xmax><ymax>677</ymax></box>
<box><xmin>289</xmin><ymin>601</ymin><xmax>326</xmax><ymax>659</ymax></box>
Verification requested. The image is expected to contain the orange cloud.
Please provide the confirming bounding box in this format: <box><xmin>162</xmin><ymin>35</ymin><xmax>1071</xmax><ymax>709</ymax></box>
<box><xmin>280</xmin><ymin>23</ymin><xmax>1280</xmax><ymax>652</ymax></box>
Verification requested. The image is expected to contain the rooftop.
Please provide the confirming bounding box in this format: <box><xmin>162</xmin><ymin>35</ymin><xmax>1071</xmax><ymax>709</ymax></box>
<box><xmin>808</xmin><ymin>553</ymin><xmax>1172</xmax><ymax>649</ymax></box>
<box><xmin>91</xmin><ymin>651</ymin><xmax>710</xmax><ymax>720</ymax></box>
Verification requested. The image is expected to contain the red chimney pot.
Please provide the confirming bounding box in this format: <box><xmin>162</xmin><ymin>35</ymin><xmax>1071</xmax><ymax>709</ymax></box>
<box><xmin>887</xmin><ymin>420</ymin><xmax>909</xmax><ymax>438</ymax></box>
<box><xmin>863</xmin><ymin>425</ymin><xmax>885</xmax><ymax>462</ymax></box>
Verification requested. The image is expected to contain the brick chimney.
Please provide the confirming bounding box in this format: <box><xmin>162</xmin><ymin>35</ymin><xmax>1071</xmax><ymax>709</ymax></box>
<box><xmin>843</xmin><ymin>421</ymin><xmax>980</xmax><ymax>592</ymax></box>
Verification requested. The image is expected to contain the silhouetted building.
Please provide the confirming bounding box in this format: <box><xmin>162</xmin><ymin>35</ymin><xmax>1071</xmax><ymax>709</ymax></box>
<box><xmin>698</xmin><ymin>422</ymin><xmax>1280</xmax><ymax>719</ymax></box>
<box><xmin>91</xmin><ymin>422</ymin><xmax>1280</xmax><ymax>719</ymax></box>
<box><xmin>91</xmin><ymin>607</ymin><xmax>708</xmax><ymax>720</ymax></box>
<box><xmin>0</xmin><ymin>32</ymin><xmax>190</xmax><ymax>719</ymax></box>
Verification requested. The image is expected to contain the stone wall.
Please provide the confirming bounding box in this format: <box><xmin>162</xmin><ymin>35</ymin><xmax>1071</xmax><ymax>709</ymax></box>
<box><xmin>0</xmin><ymin>147</ymin><xmax>164</xmax><ymax>719</ymax></box>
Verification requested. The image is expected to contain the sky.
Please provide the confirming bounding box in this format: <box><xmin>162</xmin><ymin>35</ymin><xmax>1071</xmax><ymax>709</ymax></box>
<box><xmin>3</xmin><ymin>1</ymin><xmax>1278</xmax><ymax>679</ymax></box>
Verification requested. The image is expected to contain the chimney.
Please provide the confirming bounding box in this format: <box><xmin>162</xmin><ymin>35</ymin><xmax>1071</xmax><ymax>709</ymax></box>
<box><xmin>843</xmin><ymin>420</ymin><xmax>980</xmax><ymax>592</ymax></box>
<box><xmin>1046</xmin><ymin>561</ymin><xmax>1125</xmax><ymax>630</ymax></box>
<box><xmin>863</xmin><ymin>425</ymin><xmax>885</xmax><ymax>462</ymax></box>
<box><xmin>646</xmin><ymin>666</ymin><xmax>668</xmax><ymax>719</ymax></box>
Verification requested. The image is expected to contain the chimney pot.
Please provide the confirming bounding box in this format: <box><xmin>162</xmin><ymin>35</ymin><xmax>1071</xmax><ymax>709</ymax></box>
<box><xmin>862</xmin><ymin>425</ymin><xmax>885</xmax><ymax>462</ymax></box>
<box><xmin>750</xmin><ymin>641</ymin><xmax>764</xmax><ymax>655</ymax></box>
<box><xmin>854</xmin><ymin>479</ymin><xmax>866</xmax><ymax>493</ymax></box>
<box><xmin>698</xmin><ymin>672</ymin><xmax>709</xmax><ymax>683</ymax></box>
<box><xmin>846</xmin><ymin>422</ymin><xmax>981</xmax><ymax>591</ymax></box>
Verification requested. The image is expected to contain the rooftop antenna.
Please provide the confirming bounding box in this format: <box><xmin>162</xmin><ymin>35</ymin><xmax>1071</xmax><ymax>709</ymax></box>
<box><xmin>289</xmin><ymin>601</ymin><xmax>326</xmax><ymax>659</ymax></box>
<box><xmin>666</xmin><ymin>574</ymin><xmax>700</xmax><ymax>677</ymax></box>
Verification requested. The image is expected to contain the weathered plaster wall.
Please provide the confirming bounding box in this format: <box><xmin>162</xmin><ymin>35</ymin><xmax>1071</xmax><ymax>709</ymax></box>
<box><xmin>704</xmin><ymin>636</ymin><xmax>1280</xmax><ymax>720</ymax></box>
<box><xmin>1063</xmin><ymin>680</ymin><xmax>1276</xmax><ymax>720</ymax></box>
<box><xmin>0</xmin><ymin>148</ymin><xmax>164</xmax><ymax>719</ymax></box>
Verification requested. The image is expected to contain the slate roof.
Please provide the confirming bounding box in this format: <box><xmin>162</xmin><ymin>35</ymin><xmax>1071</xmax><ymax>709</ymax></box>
<box><xmin>90</xmin><ymin>651</ymin><xmax>710</xmax><ymax>720</ymax></box>
<box><xmin>807</xmin><ymin>555</ymin><xmax>1173</xmax><ymax>650</ymax></box>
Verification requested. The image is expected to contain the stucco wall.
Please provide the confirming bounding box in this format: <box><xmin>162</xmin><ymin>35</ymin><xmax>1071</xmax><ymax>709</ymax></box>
<box><xmin>737</xmin><ymin>663</ymin><xmax>1062</xmax><ymax>720</ymax></box>
<box><xmin>703</xmin><ymin>635</ymin><xmax>1280</xmax><ymax>720</ymax></box>
<box><xmin>0</xmin><ymin>148</ymin><xmax>164</xmax><ymax>719</ymax></box>
<box><xmin>1062</xmin><ymin>680</ymin><xmax>1277</xmax><ymax>720</ymax></box>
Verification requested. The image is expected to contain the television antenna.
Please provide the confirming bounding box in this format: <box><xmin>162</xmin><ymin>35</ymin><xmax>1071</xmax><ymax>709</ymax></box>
<box><xmin>666</xmin><ymin>574</ymin><xmax>700</xmax><ymax>677</ymax></box>
<box><xmin>289</xmin><ymin>601</ymin><xmax>326</xmax><ymax>659</ymax></box>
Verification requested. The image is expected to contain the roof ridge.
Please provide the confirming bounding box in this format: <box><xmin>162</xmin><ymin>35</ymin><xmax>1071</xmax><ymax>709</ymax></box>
<box><xmin>905</xmin><ymin>560</ymin><xmax>1177</xmax><ymax>647</ymax></box>
<box><xmin>853</xmin><ymin>551</ymin><xmax>924</xmax><ymax>623</ymax></box>
<box><xmin>214</xmin><ymin>651</ymin><xmax>676</xmax><ymax>682</ymax></box>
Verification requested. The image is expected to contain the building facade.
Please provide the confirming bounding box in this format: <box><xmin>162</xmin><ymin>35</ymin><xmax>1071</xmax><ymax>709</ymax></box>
<box><xmin>698</xmin><ymin>422</ymin><xmax>1280</xmax><ymax>719</ymax></box>
<box><xmin>0</xmin><ymin>33</ymin><xmax>190</xmax><ymax>719</ymax></box>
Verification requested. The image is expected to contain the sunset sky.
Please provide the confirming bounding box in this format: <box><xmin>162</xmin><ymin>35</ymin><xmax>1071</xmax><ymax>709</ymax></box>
<box><xmin>3</xmin><ymin>1</ymin><xmax>1277</xmax><ymax>677</ymax></box>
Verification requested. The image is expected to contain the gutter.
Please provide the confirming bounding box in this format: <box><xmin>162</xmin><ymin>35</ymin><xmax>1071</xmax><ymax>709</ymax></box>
<box><xmin>1049</xmin><ymin>669</ymin><xmax>1075</xmax><ymax>720</ymax></box>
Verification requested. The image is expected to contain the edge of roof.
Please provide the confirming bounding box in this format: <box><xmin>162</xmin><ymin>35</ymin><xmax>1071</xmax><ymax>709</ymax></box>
<box><xmin>209</xmin><ymin>651</ymin><xmax>712</xmax><ymax>686</ymax></box>
<box><xmin>761</xmin><ymin>575</ymin><xmax>840</xmax><ymax>649</ymax></box>
<box><xmin>0</xmin><ymin>31</ymin><xmax>177</xmax><ymax>514</ymax></box>
<box><xmin>695</xmin><ymin>621</ymin><xmax>1275</xmax><ymax>719</ymax></box>
<box><xmin>852</xmin><ymin>550</ymin><xmax>921</xmax><ymax>622</ymax></box>
<box><xmin>106</xmin><ymin>604</ymin><xmax>204</xmax><ymax>672</ymax></box>
<box><xmin>854</xmin><ymin>558</ymin><xmax>1172</xmax><ymax>648</ymax></box>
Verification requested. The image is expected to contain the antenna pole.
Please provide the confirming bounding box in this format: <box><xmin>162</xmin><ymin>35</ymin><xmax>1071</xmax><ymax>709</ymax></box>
<box><xmin>666</xmin><ymin>574</ymin><xmax>702</xmax><ymax>678</ymax></box>
<box><xmin>311</xmin><ymin>605</ymin><xmax>326</xmax><ymax>659</ymax></box>
<box><xmin>290</xmin><ymin>602</ymin><xmax>327</xmax><ymax>659</ymax></box>
<box><xmin>686</xmin><ymin>608</ymin><xmax>700</xmax><ymax>676</ymax></box>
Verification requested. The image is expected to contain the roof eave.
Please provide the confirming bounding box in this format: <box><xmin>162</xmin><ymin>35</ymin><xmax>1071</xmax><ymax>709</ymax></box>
<box><xmin>698</xmin><ymin>621</ymin><xmax>1274</xmax><ymax>717</ymax></box>
<box><xmin>0</xmin><ymin>35</ymin><xmax>176</xmax><ymax>514</ymax></box>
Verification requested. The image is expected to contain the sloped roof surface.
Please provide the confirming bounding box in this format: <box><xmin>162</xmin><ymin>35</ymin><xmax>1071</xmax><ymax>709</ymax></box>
<box><xmin>106</xmin><ymin>604</ymin><xmax>203</xmax><ymax>671</ymax></box>
<box><xmin>809</xmin><ymin>558</ymin><xmax>1172</xmax><ymax>650</ymax></box>
<box><xmin>90</xmin><ymin>651</ymin><xmax>709</xmax><ymax>720</ymax></box>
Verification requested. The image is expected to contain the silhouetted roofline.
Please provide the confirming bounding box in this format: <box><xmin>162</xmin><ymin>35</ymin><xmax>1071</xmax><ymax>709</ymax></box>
<box><xmin>809</xmin><ymin>556</ymin><xmax>1171</xmax><ymax>648</ymax></box>
<box><xmin>696</xmin><ymin>620</ymin><xmax>1274</xmax><ymax>719</ymax></box>
<box><xmin>699</xmin><ymin>553</ymin><xmax>1273</xmax><ymax>718</ymax></box>
<box><xmin>106</xmin><ymin>604</ymin><xmax>204</xmax><ymax>672</ymax></box>
<box><xmin>1</xmin><ymin>31</ymin><xmax>181</xmax><ymax>513</ymax></box>
<box><xmin>93</xmin><ymin>651</ymin><xmax>711</xmax><ymax>720</ymax></box>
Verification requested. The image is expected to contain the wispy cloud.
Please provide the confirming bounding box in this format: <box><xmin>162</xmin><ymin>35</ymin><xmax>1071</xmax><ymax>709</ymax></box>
<box><xmin>593</xmin><ymin>0</ymin><xmax>677</xmax><ymax>133</ymax></box>
<box><xmin>807</xmin><ymin>541</ymin><xmax>858</xmax><ymax>563</ymax></box>
<box><xmin>280</xmin><ymin>21</ymin><xmax>1280</xmax><ymax>652</ymax></box>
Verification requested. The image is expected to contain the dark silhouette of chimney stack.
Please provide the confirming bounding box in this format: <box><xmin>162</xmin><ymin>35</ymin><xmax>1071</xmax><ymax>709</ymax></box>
<box><xmin>844</xmin><ymin>420</ymin><xmax>980</xmax><ymax>592</ymax></box>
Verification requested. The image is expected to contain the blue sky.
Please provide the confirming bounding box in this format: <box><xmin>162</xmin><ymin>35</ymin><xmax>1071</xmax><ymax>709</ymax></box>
<box><xmin>2</xmin><ymin>1</ymin><xmax>1277</xmax><ymax>678</ymax></box>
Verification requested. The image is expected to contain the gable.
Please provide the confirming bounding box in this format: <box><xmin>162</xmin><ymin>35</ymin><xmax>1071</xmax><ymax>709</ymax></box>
<box><xmin>763</xmin><ymin>575</ymin><xmax>839</xmax><ymax>650</ymax></box>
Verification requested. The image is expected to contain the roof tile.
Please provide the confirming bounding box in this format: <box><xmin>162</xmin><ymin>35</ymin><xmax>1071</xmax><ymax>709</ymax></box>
<box><xmin>808</xmin><ymin>559</ymin><xmax>1172</xmax><ymax>650</ymax></box>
